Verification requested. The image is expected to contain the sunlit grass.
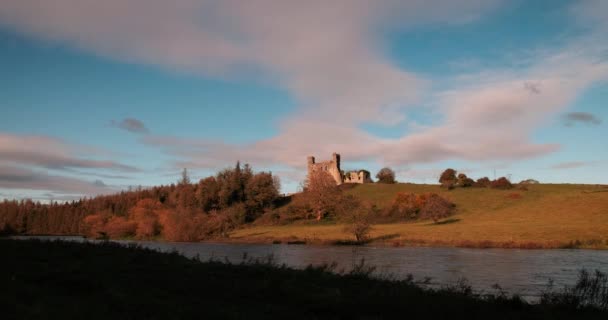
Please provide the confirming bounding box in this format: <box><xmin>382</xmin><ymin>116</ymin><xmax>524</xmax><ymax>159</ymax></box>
<box><xmin>231</xmin><ymin>184</ymin><xmax>608</xmax><ymax>248</ymax></box>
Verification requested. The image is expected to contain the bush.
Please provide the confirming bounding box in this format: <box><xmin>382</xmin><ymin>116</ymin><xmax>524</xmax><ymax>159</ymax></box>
<box><xmin>388</xmin><ymin>192</ymin><xmax>455</xmax><ymax>222</ymax></box>
<box><xmin>104</xmin><ymin>216</ymin><xmax>137</xmax><ymax>238</ymax></box>
<box><xmin>474</xmin><ymin>177</ymin><xmax>491</xmax><ymax>188</ymax></box>
<box><xmin>418</xmin><ymin>193</ymin><xmax>455</xmax><ymax>223</ymax></box>
<box><xmin>375</xmin><ymin>167</ymin><xmax>396</xmax><ymax>184</ymax></box>
<box><xmin>491</xmin><ymin>177</ymin><xmax>513</xmax><ymax>189</ymax></box>
<box><xmin>457</xmin><ymin>173</ymin><xmax>474</xmax><ymax>188</ymax></box>
<box><xmin>541</xmin><ymin>269</ymin><xmax>608</xmax><ymax>311</ymax></box>
<box><xmin>388</xmin><ymin>193</ymin><xmax>420</xmax><ymax>220</ymax></box>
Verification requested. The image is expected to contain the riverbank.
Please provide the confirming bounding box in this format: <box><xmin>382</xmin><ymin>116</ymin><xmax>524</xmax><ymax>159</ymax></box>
<box><xmin>2</xmin><ymin>239</ymin><xmax>607</xmax><ymax>319</ymax></box>
<box><xmin>229</xmin><ymin>184</ymin><xmax>608</xmax><ymax>249</ymax></box>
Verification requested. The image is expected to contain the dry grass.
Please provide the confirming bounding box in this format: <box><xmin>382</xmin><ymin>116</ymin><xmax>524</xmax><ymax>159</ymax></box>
<box><xmin>230</xmin><ymin>184</ymin><xmax>608</xmax><ymax>249</ymax></box>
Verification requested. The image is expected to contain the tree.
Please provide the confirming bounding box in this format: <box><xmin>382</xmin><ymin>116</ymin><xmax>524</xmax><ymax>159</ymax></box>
<box><xmin>304</xmin><ymin>170</ymin><xmax>342</xmax><ymax>221</ymax></box>
<box><xmin>179</xmin><ymin>168</ymin><xmax>191</xmax><ymax>185</ymax></box>
<box><xmin>244</xmin><ymin>172</ymin><xmax>280</xmax><ymax>221</ymax></box>
<box><xmin>376</xmin><ymin>167</ymin><xmax>396</xmax><ymax>184</ymax></box>
<box><xmin>457</xmin><ymin>173</ymin><xmax>474</xmax><ymax>188</ymax></box>
<box><xmin>197</xmin><ymin>177</ymin><xmax>220</xmax><ymax>212</ymax></box>
<box><xmin>439</xmin><ymin>168</ymin><xmax>457</xmax><ymax>189</ymax></box>
<box><xmin>490</xmin><ymin>177</ymin><xmax>513</xmax><ymax>189</ymax></box>
<box><xmin>340</xmin><ymin>195</ymin><xmax>372</xmax><ymax>243</ymax></box>
<box><xmin>475</xmin><ymin>177</ymin><xmax>491</xmax><ymax>188</ymax></box>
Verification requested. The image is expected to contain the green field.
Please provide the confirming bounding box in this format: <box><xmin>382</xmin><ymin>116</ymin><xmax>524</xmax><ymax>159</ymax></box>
<box><xmin>231</xmin><ymin>184</ymin><xmax>608</xmax><ymax>249</ymax></box>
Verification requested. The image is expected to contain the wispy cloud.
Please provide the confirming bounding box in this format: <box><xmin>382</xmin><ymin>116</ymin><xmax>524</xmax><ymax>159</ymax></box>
<box><xmin>0</xmin><ymin>133</ymin><xmax>139</xmax><ymax>172</ymax></box>
<box><xmin>2</xmin><ymin>1</ymin><xmax>607</xmax><ymax>191</ymax></box>
<box><xmin>0</xmin><ymin>165</ymin><xmax>116</xmax><ymax>195</ymax></box>
<box><xmin>111</xmin><ymin>118</ymin><xmax>149</xmax><ymax>134</ymax></box>
<box><xmin>0</xmin><ymin>133</ymin><xmax>138</xmax><ymax>198</ymax></box>
<box><xmin>137</xmin><ymin>0</ymin><xmax>608</xmax><ymax>185</ymax></box>
<box><xmin>562</xmin><ymin>112</ymin><xmax>602</xmax><ymax>126</ymax></box>
<box><xmin>550</xmin><ymin>161</ymin><xmax>589</xmax><ymax>170</ymax></box>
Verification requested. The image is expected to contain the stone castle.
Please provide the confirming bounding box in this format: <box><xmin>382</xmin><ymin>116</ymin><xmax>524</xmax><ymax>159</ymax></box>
<box><xmin>307</xmin><ymin>153</ymin><xmax>372</xmax><ymax>185</ymax></box>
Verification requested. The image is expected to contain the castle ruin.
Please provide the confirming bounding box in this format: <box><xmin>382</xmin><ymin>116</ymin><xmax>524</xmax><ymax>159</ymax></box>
<box><xmin>307</xmin><ymin>153</ymin><xmax>372</xmax><ymax>185</ymax></box>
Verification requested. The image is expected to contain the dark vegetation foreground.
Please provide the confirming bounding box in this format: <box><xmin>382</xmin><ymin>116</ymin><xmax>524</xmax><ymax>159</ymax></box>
<box><xmin>2</xmin><ymin>240</ymin><xmax>608</xmax><ymax>319</ymax></box>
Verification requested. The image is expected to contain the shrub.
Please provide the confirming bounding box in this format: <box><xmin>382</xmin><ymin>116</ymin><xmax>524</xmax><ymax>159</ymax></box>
<box><xmin>491</xmin><ymin>177</ymin><xmax>513</xmax><ymax>189</ymax></box>
<box><xmin>104</xmin><ymin>216</ymin><xmax>137</xmax><ymax>238</ymax></box>
<box><xmin>82</xmin><ymin>212</ymin><xmax>112</xmax><ymax>238</ymax></box>
<box><xmin>388</xmin><ymin>192</ymin><xmax>455</xmax><ymax>222</ymax></box>
<box><xmin>375</xmin><ymin>167</ymin><xmax>396</xmax><ymax>184</ymax></box>
<box><xmin>541</xmin><ymin>269</ymin><xmax>608</xmax><ymax>311</ymax></box>
<box><xmin>129</xmin><ymin>199</ymin><xmax>163</xmax><ymax>239</ymax></box>
<box><xmin>388</xmin><ymin>193</ymin><xmax>420</xmax><ymax>220</ymax></box>
<box><xmin>457</xmin><ymin>173</ymin><xmax>474</xmax><ymax>188</ymax></box>
<box><xmin>418</xmin><ymin>193</ymin><xmax>455</xmax><ymax>223</ymax></box>
<box><xmin>475</xmin><ymin>177</ymin><xmax>491</xmax><ymax>188</ymax></box>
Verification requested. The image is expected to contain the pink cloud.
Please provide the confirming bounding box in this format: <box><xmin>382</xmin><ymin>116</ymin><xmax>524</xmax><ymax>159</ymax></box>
<box><xmin>0</xmin><ymin>133</ymin><xmax>139</xmax><ymax>172</ymax></box>
<box><xmin>0</xmin><ymin>165</ymin><xmax>115</xmax><ymax>195</ymax></box>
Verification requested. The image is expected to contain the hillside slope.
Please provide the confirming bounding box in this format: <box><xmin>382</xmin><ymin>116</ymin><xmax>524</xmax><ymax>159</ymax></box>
<box><xmin>231</xmin><ymin>184</ymin><xmax>608</xmax><ymax>248</ymax></box>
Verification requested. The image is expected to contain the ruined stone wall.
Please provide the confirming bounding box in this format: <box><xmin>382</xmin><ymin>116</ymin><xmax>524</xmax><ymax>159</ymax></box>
<box><xmin>307</xmin><ymin>153</ymin><xmax>343</xmax><ymax>185</ymax></box>
<box><xmin>343</xmin><ymin>170</ymin><xmax>372</xmax><ymax>184</ymax></box>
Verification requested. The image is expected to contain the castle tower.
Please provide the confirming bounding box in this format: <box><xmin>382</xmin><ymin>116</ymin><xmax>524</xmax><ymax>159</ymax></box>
<box><xmin>306</xmin><ymin>153</ymin><xmax>343</xmax><ymax>185</ymax></box>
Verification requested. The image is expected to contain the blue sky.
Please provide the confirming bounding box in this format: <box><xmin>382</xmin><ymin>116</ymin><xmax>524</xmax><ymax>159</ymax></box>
<box><xmin>0</xmin><ymin>0</ymin><xmax>606</xmax><ymax>200</ymax></box>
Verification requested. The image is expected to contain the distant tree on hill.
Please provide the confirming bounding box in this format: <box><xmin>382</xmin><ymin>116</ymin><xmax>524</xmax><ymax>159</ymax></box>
<box><xmin>490</xmin><ymin>177</ymin><xmax>513</xmax><ymax>189</ymax></box>
<box><xmin>457</xmin><ymin>173</ymin><xmax>474</xmax><ymax>188</ymax></box>
<box><xmin>376</xmin><ymin>167</ymin><xmax>396</xmax><ymax>184</ymax></box>
<box><xmin>439</xmin><ymin>169</ymin><xmax>457</xmax><ymax>189</ymax></box>
<box><xmin>179</xmin><ymin>168</ymin><xmax>191</xmax><ymax>185</ymax></box>
<box><xmin>475</xmin><ymin>177</ymin><xmax>491</xmax><ymax>188</ymax></box>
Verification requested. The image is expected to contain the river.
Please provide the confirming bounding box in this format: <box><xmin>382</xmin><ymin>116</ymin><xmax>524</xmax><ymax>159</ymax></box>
<box><xmin>11</xmin><ymin>235</ymin><xmax>608</xmax><ymax>300</ymax></box>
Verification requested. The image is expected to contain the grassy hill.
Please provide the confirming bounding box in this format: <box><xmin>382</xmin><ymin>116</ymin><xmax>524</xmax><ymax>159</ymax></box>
<box><xmin>231</xmin><ymin>184</ymin><xmax>608</xmax><ymax>249</ymax></box>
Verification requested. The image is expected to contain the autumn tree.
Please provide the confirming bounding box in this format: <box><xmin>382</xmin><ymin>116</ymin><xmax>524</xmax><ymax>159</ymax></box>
<box><xmin>439</xmin><ymin>168</ymin><xmax>457</xmax><ymax>189</ymax></box>
<box><xmin>179</xmin><ymin>168</ymin><xmax>191</xmax><ymax>185</ymax></box>
<box><xmin>376</xmin><ymin>167</ymin><xmax>396</xmax><ymax>184</ymax></box>
<box><xmin>244</xmin><ymin>172</ymin><xmax>280</xmax><ymax>221</ymax></box>
<box><xmin>197</xmin><ymin>177</ymin><xmax>219</xmax><ymax>212</ymax></box>
<box><xmin>129</xmin><ymin>199</ymin><xmax>163</xmax><ymax>239</ymax></box>
<box><xmin>340</xmin><ymin>195</ymin><xmax>372</xmax><ymax>242</ymax></box>
<box><xmin>304</xmin><ymin>170</ymin><xmax>342</xmax><ymax>221</ymax></box>
<box><xmin>491</xmin><ymin>177</ymin><xmax>513</xmax><ymax>189</ymax></box>
<box><xmin>457</xmin><ymin>173</ymin><xmax>474</xmax><ymax>188</ymax></box>
<box><xmin>475</xmin><ymin>177</ymin><xmax>491</xmax><ymax>188</ymax></box>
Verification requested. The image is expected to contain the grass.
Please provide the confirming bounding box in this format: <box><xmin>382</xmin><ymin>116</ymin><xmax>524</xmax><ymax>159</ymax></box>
<box><xmin>2</xmin><ymin>239</ymin><xmax>608</xmax><ymax>319</ymax></box>
<box><xmin>231</xmin><ymin>184</ymin><xmax>608</xmax><ymax>249</ymax></box>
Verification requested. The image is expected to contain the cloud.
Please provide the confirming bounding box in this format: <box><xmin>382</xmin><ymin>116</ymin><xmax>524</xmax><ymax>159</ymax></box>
<box><xmin>0</xmin><ymin>133</ymin><xmax>139</xmax><ymax>172</ymax></box>
<box><xmin>562</xmin><ymin>112</ymin><xmax>602</xmax><ymax>126</ymax></box>
<box><xmin>0</xmin><ymin>165</ymin><xmax>115</xmax><ymax>195</ymax></box>
<box><xmin>550</xmin><ymin>161</ymin><xmax>588</xmax><ymax>170</ymax></box>
<box><xmin>2</xmin><ymin>1</ymin><xmax>607</xmax><ymax>192</ymax></box>
<box><xmin>111</xmin><ymin>118</ymin><xmax>149</xmax><ymax>134</ymax></box>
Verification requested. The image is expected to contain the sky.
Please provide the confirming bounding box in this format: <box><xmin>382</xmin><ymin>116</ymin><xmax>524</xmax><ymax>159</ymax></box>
<box><xmin>0</xmin><ymin>0</ymin><xmax>607</xmax><ymax>201</ymax></box>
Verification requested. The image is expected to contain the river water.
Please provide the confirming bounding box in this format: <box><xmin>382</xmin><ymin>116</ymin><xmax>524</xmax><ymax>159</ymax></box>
<box><xmin>11</xmin><ymin>236</ymin><xmax>608</xmax><ymax>299</ymax></box>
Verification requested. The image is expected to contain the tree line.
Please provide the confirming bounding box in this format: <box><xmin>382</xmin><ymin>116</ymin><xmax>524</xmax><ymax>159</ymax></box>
<box><xmin>0</xmin><ymin>163</ymin><xmax>280</xmax><ymax>241</ymax></box>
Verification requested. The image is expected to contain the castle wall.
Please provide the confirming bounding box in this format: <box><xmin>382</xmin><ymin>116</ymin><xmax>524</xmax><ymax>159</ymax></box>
<box><xmin>307</xmin><ymin>153</ymin><xmax>343</xmax><ymax>185</ymax></box>
<box><xmin>343</xmin><ymin>170</ymin><xmax>372</xmax><ymax>184</ymax></box>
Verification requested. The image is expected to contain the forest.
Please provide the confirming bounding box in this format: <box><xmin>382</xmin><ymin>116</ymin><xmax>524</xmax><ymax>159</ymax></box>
<box><xmin>0</xmin><ymin>163</ymin><xmax>282</xmax><ymax>241</ymax></box>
